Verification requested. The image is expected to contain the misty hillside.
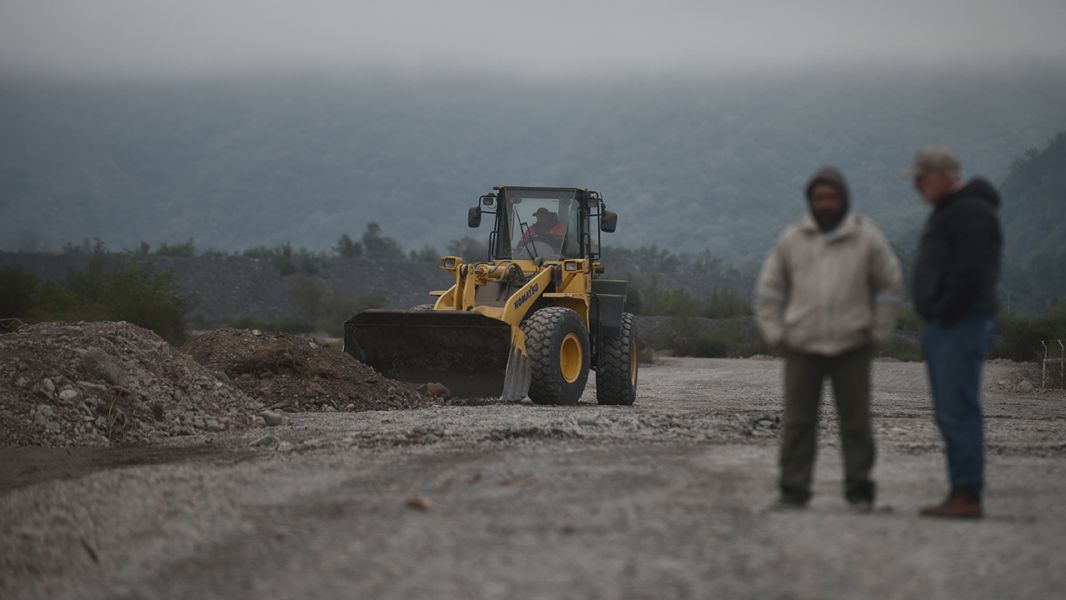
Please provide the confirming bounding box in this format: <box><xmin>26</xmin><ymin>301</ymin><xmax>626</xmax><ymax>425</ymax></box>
<box><xmin>3</xmin><ymin>68</ymin><xmax>1065</xmax><ymax>261</ymax></box>
<box><xmin>1000</xmin><ymin>131</ymin><xmax>1066</xmax><ymax>264</ymax></box>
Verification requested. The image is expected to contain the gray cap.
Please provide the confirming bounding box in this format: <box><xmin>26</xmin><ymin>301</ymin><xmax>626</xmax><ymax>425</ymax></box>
<box><xmin>905</xmin><ymin>147</ymin><xmax>962</xmax><ymax>177</ymax></box>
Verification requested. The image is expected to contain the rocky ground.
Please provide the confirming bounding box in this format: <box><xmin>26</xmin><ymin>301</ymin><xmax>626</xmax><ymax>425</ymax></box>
<box><xmin>182</xmin><ymin>328</ymin><xmax>433</xmax><ymax>412</ymax></box>
<box><xmin>1</xmin><ymin>350</ymin><xmax>1064</xmax><ymax>599</ymax></box>
<box><xmin>0</xmin><ymin>323</ymin><xmax>436</xmax><ymax>447</ymax></box>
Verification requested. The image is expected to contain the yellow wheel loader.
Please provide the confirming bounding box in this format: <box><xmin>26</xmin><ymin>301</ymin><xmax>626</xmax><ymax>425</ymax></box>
<box><xmin>343</xmin><ymin>186</ymin><xmax>638</xmax><ymax>405</ymax></box>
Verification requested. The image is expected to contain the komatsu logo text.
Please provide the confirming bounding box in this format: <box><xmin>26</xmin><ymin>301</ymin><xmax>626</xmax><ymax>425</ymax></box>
<box><xmin>513</xmin><ymin>284</ymin><xmax>539</xmax><ymax>310</ymax></box>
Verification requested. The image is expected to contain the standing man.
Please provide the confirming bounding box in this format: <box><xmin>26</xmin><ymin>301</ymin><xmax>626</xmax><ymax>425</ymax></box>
<box><xmin>909</xmin><ymin>147</ymin><xmax>1002</xmax><ymax>519</ymax></box>
<box><xmin>755</xmin><ymin>167</ymin><xmax>903</xmax><ymax>510</ymax></box>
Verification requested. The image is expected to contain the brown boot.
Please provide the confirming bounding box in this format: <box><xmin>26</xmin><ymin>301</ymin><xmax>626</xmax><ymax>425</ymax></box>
<box><xmin>920</xmin><ymin>488</ymin><xmax>983</xmax><ymax>519</ymax></box>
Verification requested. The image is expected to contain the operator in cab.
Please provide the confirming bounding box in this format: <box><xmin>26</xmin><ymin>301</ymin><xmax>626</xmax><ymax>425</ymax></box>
<box><xmin>522</xmin><ymin>207</ymin><xmax>566</xmax><ymax>245</ymax></box>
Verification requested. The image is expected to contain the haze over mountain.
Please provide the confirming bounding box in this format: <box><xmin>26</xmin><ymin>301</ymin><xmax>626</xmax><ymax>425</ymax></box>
<box><xmin>2</xmin><ymin>67</ymin><xmax>1065</xmax><ymax>262</ymax></box>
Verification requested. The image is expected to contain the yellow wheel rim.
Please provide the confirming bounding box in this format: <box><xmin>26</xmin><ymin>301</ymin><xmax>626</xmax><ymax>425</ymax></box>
<box><xmin>559</xmin><ymin>333</ymin><xmax>582</xmax><ymax>384</ymax></box>
<box><xmin>630</xmin><ymin>340</ymin><xmax>638</xmax><ymax>386</ymax></box>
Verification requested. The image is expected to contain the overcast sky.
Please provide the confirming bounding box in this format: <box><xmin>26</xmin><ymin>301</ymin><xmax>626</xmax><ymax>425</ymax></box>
<box><xmin>1</xmin><ymin>0</ymin><xmax>1064</xmax><ymax>79</ymax></box>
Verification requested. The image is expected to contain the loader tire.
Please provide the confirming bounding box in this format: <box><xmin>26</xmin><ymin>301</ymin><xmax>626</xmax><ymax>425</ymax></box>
<box><xmin>596</xmin><ymin>312</ymin><xmax>638</xmax><ymax>405</ymax></box>
<box><xmin>522</xmin><ymin>307</ymin><xmax>590</xmax><ymax>405</ymax></box>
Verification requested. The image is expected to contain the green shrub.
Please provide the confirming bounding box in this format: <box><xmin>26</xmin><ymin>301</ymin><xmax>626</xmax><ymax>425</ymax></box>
<box><xmin>10</xmin><ymin>258</ymin><xmax>190</xmax><ymax>343</ymax></box>
<box><xmin>277</xmin><ymin>275</ymin><xmax>386</xmax><ymax>336</ymax></box>
<box><xmin>61</xmin><ymin>258</ymin><xmax>190</xmax><ymax>343</ymax></box>
<box><xmin>155</xmin><ymin>239</ymin><xmax>196</xmax><ymax>257</ymax></box>
<box><xmin>636</xmin><ymin>346</ymin><xmax>656</xmax><ymax>365</ymax></box>
<box><xmin>897</xmin><ymin>305</ymin><xmax>922</xmax><ymax>333</ymax></box>
<box><xmin>634</xmin><ymin>285</ymin><xmax>751</xmax><ymax>319</ymax></box>
<box><xmin>0</xmin><ymin>267</ymin><xmax>39</xmax><ymax>318</ymax></box>
<box><xmin>991</xmin><ymin>303</ymin><xmax>1066</xmax><ymax>362</ymax></box>
<box><xmin>667</xmin><ymin>319</ymin><xmax>767</xmax><ymax>358</ymax></box>
<box><xmin>877</xmin><ymin>336</ymin><xmax>922</xmax><ymax>362</ymax></box>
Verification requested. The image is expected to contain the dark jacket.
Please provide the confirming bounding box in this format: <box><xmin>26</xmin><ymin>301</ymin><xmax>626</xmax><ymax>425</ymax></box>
<box><xmin>912</xmin><ymin>178</ymin><xmax>1002</xmax><ymax>323</ymax></box>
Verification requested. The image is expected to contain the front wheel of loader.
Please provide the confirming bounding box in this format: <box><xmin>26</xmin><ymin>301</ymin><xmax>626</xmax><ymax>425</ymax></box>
<box><xmin>522</xmin><ymin>307</ymin><xmax>590</xmax><ymax>405</ymax></box>
<box><xmin>596</xmin><ymin>312</ymin><xmax>638</xmax><ymax>405</ymax></box>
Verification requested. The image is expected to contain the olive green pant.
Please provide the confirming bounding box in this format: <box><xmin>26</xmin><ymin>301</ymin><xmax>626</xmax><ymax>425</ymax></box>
<box><xmin>779</xmin><ymin>344</ymin><xmax>876</xmax><ymax>503</ymax></box>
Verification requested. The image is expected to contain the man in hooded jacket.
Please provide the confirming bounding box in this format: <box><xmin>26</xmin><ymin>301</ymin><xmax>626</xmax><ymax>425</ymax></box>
<box><xmin>909</xmin><ymin>147</ymin><xmax>1002</xmax><ymax>519</ymax></box>
<box><xmin>755</xmin><ymin>167</ymin><xmax>903</xmax><ymax>510</ymax></box>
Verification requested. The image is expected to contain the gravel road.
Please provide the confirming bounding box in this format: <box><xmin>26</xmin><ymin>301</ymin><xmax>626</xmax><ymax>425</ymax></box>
<box><xmin>3</xmin><ymin>357</ymin><xmax>1065</xmax><ymax>599</ymax></box>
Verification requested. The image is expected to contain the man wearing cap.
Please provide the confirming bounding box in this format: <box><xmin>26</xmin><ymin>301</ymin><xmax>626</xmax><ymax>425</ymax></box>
<box><xmin>523</xmin><ymin>207</ymin><xmax>566</xmax><ymax>242</ymax></box>
<box><xmin>755</xmin><ymin>167</ymin><xmax>903</xmax><ymax>511</ymax></box>
<box><xmin>909</xmin><ymin>147</ymin><xmax>1002</xmax><ymax>519</ymax></box>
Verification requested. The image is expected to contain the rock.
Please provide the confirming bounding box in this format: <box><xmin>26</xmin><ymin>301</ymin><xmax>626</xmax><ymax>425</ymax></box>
<box><xmin>260</xmin><ymin>410</ymin><xmax>285</xmax><ymax>426</ymax></box>
<box><xmin>996</xmin><ymin>379</ymin><xmax>1009</xmax><ymax>388</ymax></box>
<box><xmin>251</xmin><ymin>415</ymin><xmax>266</xmax><ymax>427</ymax></box>
<box><xmin>14</xmin><ymin>376</ymin><xmax>29</xmax><ymax>389</ymax></box>
<box><xmin>751</xmin><ymin>414</ymin><xmax>780</xmax><ymax>431</ymax></box>
<box><xmin>405</xmin><ymin>494</ymin><xmax>433</xmax><ymax>511</ymax></box>
<box><xmin>33</xmin><ymin>410</ymin><xmax>52</xmax><ymax>427</ymax></box>
<box><xmin>276</xmin><ymin>441</ymin><xmax>294</xmax><ymax>452</ymax></box>
<box><xmin>95</xmin><ymin>416</ymin><xmax>108</xmax><ymax>429</ymax></box>
<box><xmin>204</xmin><ymin>418</ymin><xmax>222</xmax><ymax>431</ymax></box>
<box><xmin>417</xmin><ymin>382</ymin><xmax>451</xmax><ymax>399</ymax></box>
<box><xmin>76</xmin><ymin>381</ymin><xmax>109</xmax><ymax>393</ymax></box>
<box><xmin>150</xmin><ymin>401</ymin><xmax>165</xmax><ymax>421</ymax></box>
<box><xmin>1015</xmin><ymin>379</ymin><xmax>1035</xmax><ymax>393</ymax></box>
<box><xmin>251</xmin><ymin>434</ymin><xmax>280</xmax><ymax>448</ymax></box>
<box><xmin>38</xmin><ymin>377</ymin><xmax>56</xmax><ymax>395</ymax></box>
<box><xmin>58</xmin><ymin>388</ymin><xmax>81</xmax><ymax>402</ymax></box>
<box><xmin>80</xmin><ymin>348</ymin><xmax>125</xmax><ymax>385</ymax></box>
<box><xmin>36</xmin><ymin>404</ymin><xmax>56</xmax><ymax>419</ymax></box>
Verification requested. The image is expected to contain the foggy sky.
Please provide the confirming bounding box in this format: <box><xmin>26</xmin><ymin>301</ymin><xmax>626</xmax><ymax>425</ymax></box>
<box><xmin>2</xmin><ymin>0</ymin><xmax>1064</xmax><ymax>80</ymax></box>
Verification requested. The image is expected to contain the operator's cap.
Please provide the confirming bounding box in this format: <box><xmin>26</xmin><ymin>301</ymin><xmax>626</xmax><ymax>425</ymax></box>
<box><xmin>904</xmin><ymin>147</ymin><xmax>961</xmax><ymax>178</ymax></box>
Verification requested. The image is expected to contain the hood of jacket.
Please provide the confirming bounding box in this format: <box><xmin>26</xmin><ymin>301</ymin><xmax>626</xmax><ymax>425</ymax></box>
<box><xmin>805</xmin><ymin>167</ymin><xmax>851</xmax><ymax>231</ymax></box>
<box><xmin>942</xmin><ymin>177</ymin><xmax>1001</xmax><ymax>210</ymax></box>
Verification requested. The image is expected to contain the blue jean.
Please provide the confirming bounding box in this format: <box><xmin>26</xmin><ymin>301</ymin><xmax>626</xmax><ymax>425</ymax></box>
<box><xmin>922</xmin><ymin>312</ymin><xmax>997</xmax><ymax>497</ymax></box>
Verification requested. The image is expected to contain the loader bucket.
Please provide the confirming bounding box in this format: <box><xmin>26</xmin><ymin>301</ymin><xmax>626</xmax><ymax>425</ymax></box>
<box><xmin>344</xmin><ymin>310</ymin><xmax>523</xmax><ymax>399</ymax></box>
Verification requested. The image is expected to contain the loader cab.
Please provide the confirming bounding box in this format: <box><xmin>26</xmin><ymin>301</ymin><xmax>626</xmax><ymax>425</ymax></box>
<box><xmin>470</xmin><ymin>186</ymin><xmax>616</xmax><ymax>263</ymax></box>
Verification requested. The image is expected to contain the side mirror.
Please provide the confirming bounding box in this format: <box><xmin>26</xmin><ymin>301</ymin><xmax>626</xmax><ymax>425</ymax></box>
<box><xmin>468</xmin><ymin>206</ymin><xmax>482</xmax><ymax>228</ymax></box>
<box><xmin>600</xmin><ymin>211</ymin><xmax>618</xmax><ymax>233</ymax></box>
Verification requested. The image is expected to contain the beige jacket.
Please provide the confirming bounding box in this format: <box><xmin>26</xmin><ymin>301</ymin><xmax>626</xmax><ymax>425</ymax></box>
<box><xmin>754</xmin><ymin>212</ymin><xmax>903</xmax><ymax>356</ymax></box>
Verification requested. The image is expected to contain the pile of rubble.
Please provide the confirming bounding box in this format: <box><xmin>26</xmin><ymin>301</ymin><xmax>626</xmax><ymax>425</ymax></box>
<box><xmin>0</xmin><ymin>322</ymin><xmax>259</xmax><ymax>447</ymax></box>
<box><xmin>985</xmin><ymin>359</ymin><xmax>1046</xmax><ymax>395</ymax></box>
<box><xmin>182</xmin><ymin>328</ymin><xmax>436</xmax><ymax>412</ymax></box>
<box><xmin>0</xmin><ymin>322</ymin><xmax>445</xmax><ymax>448</ymax></box>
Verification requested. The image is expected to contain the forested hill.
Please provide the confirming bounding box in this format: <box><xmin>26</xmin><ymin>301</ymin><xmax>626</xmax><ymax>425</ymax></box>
<box><xmin>1000</xmin><ymin>132</ymin><xmax>1066</xmax><ymax>264</ymax></box>
<box><xmin>2</xmin><ymin>67</ymin><xmax>1065</xmax><ymax>262</ymax></box>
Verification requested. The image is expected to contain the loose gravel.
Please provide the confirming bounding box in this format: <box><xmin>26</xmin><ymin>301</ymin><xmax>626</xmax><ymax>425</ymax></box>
<box><xmin>2</xmin><ymin>356</ymin><xmax>1064</xmax><ymax>600</ymax></box>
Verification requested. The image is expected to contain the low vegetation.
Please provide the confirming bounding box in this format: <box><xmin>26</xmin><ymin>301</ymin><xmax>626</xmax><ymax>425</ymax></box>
<box><xmin>0</xmin><ymin>259</ymin><xmax>190</xmax><ymax>343</ymax></box>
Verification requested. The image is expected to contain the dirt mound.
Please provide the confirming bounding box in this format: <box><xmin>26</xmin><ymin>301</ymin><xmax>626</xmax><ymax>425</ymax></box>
<box><xmin>183</xmin><ymin>328</ymin><xmax>435</xmax><ymax>412</ymax></box>
<box><xmin>0</xmin><ymin>322</ymin><xmax>259</xmax><ymax>447</ymax></box>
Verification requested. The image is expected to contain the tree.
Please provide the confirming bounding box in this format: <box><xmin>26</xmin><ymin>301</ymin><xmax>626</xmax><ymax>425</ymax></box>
<box><xmin>334</xmin><ymin>233</ymin><xmax>363</xmax><ymax>258</ymax></box>
<box><xmin>446</xmin><ymin>237</ymin><xmax>489</xmax><ymax>262</ymax></box>
<box><xmin>288</xmin><ymin>274</ymin><xmax>324</xmax><ymax>321</ymax></box>
<box><xmin>409</xmin><ymin>245</ymin><xmax>440</xmax><ymax>262</ymax></box>
<box><xmin>362</xmin><ymin>223</ymin><xmax>405</xmax><ymax>261</ymax></box>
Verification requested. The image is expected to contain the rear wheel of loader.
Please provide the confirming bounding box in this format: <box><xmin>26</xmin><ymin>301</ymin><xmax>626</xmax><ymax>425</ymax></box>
<box><xmin>523</xmin><ymin>307</ymin><xmax>590</xmax><ymax>405</ymax></box>
<box><xmin>596</xmin><ymin>312</ymin><xmax>638</xmax><ymax>405</ymax></box>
